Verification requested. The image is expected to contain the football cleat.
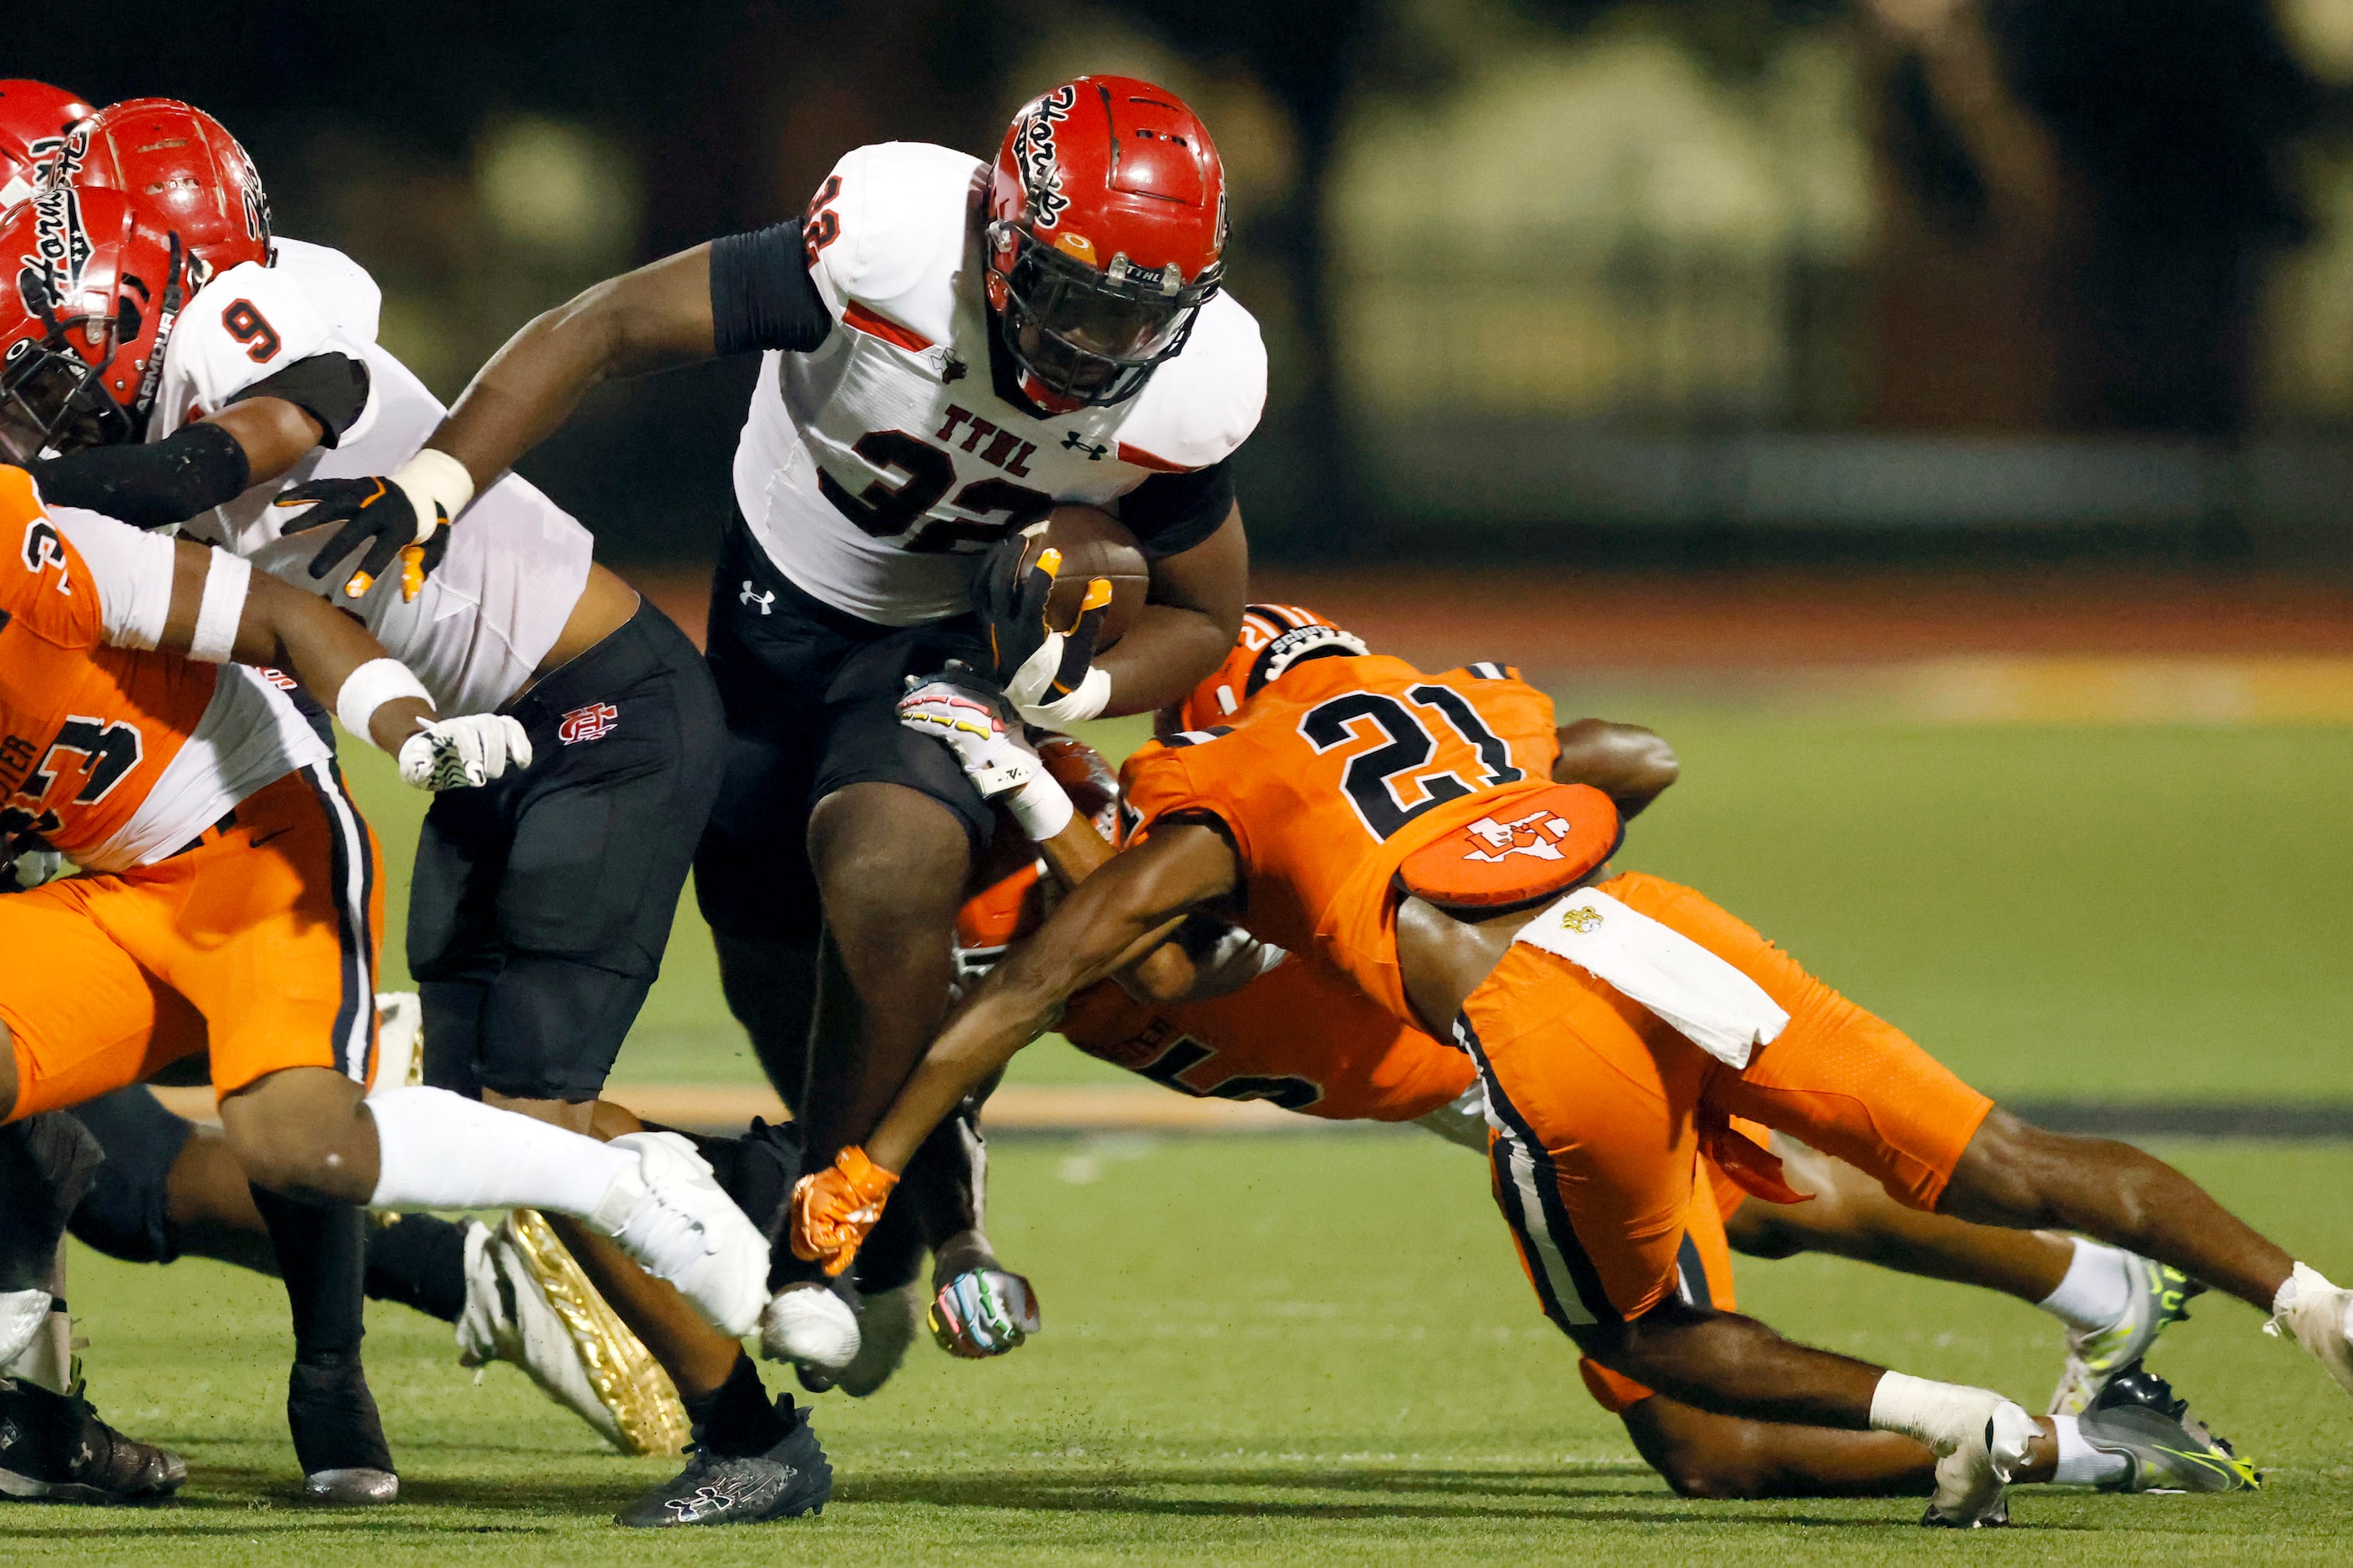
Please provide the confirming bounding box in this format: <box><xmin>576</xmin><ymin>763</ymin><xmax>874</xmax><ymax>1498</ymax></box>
<box><xmin>1920</xmin><ymin>1399</ymin><xmax>2036</xmax><ymax>1528</ymax></box>
<box><xmin>760</xmin><ymin>1285</ymin><xmax>860</xmax><ymax>1374</ymax></box>
<box><xmin>837</xmin><ymin>1282</ymin><xmax>925</xmax><ymax>1398</ymax></box>
<box><xmin>0</xmin><ymin>1377</ymin><xmax>185</xmax><ymax>1505</ymax></box>
<box><xmin>2048</xmin><ymin>1255</ymin><xmax>2204</xmax><ymax>1416</ymax></box>
<box><xmin>2077</xmin><ymin>1359</ymin><xmax>2258</xmax><ymax>1493</ymax></box>
<box><xmin>367</xmin><ymin>992</ymin><xmax>424</xmax><ymax>1099</ymax></box>
<box><xmin>2265</xmin><ymin>1262</ymin><xmax>2353</xmax><ymax>1397</ymax></box>
<box><xmin>454</xmin><ymin>1213</ymin><xmax>690</xmax><ymax>1456</ymax></box>
<box><xmin>287</xmin><ymin>1359</ymin><xmax>396</xmax><ymax>1506</ymax></box>
<box><xmin>595</xmin><ymin>1132</ymin><xmax>769</xmax><ymax>1338</ymax></box>
<box><xmin>615</xmin><ymin>1404</ymin><xmax>832</xmax><ymax>1528</ymax></box>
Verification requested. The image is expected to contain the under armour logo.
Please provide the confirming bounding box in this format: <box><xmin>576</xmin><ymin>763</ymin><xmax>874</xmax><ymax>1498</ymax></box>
<box><xmin>942</xmin><ymin>354</ymin><xmax>968</xmax><ymax>383</ymax></box>
<box><xmin>1062</xmin><ymin>432</ymin><xmax>1107</xmax><ymax>461</ymax></box>
<box><xmin>740</xmin><ymin>580</ymin><xmax>775</xmax><ymax>615</ymax></box>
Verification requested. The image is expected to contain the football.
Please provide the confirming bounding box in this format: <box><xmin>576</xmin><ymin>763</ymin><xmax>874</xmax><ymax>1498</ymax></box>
<box><xmin>1020</xmin><ymin>503</ymin><xmax>1150</xmax><ymax>650</ymax></box>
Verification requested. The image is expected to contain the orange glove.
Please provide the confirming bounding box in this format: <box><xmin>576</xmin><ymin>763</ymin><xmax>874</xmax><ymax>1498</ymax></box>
<box><xmin>787</xmin><ymin>1146</ymin><xmax>901</xmax><ymax>1277</ymax></box>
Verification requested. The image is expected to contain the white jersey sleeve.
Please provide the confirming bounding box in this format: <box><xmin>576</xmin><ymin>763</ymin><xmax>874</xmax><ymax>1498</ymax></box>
<box><xmin>46</xmin><ymin>506</ymin><xmax>178</xmax><ymax>652</ymax></box>
<box><xmin>805</xmin><ymin>141</ymin><xmax>988</xmax><ymax>344</ymax></box>
<box><xmin>149</xmin><ymin>261</ymin><xmax>380</xmax><ymax>446</ymax></box>
<box><xmin>1111</xmin><ymin>291</ymin><xmax>1267</xmax><ymax>473</ymax></box>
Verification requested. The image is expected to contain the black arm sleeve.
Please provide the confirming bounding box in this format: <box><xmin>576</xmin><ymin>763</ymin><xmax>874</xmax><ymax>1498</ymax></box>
<box><xmin>28</xmin><ymin>421</ymin><xmax>251</xmax><ymax>530</ymax></box>
<box><xmin>226</xmin><ymin>352</ymin><xmax>372</xmax><ymax>448</ymax></box>
<box><xmin>1116</xmin><ymin>458</ymin><xmax>1237</xmax><ymax>559</ymax></box>
<box><xmin>711</xmin><ymin>225</ymin><xmax>835</xmax><ymax>356</ymax></box>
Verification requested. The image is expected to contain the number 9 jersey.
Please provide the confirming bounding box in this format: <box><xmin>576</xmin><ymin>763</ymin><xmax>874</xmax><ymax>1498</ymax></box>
<box><xmin>1119</xmin><ymin>654</ymin><xmax>1565</xmax><ymax>1022</ymax></box>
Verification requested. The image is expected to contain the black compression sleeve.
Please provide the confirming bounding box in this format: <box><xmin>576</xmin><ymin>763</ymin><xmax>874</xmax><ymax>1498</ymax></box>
<box><xmin>1116</xmin><ymin>458</ymin><xmax>1237</xmax><ymax>558</ymax></box>
<box><xmin>229</xmin><ymin>352</ymin><xmax>372</xmax><ymax>448</ymax></box>
<box><xmin>28</xmin><ymin>421</ymin><xmax>252</xmax><ymax>529</ymax></box>
<box><xmin>711</xmin><ymin>225</ymin><xmax>835</xmax><ymax>355</ymax></box>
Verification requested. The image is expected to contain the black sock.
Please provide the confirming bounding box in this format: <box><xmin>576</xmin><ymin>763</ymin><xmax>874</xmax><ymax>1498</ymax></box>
<box><xmin>249</xmin><ymin>1186</ymin><xmax>367</xmax><ymax>1365</ymax></box>
<box><xmin>681</xmin><ymin>1353</ymin><xmax>792</xmax><ymax>1456</ymax></box>
<box><xmin>364</xmin><ymin>1211</ymin><xmax>472</xmax><ymax>1323</ymax></box>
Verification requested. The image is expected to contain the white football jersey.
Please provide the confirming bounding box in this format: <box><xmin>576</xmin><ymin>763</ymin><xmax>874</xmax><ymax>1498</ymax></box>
<box><xmin>158</xmin><ymin>239</ymin><xmax>595</xmax><ymax>716</ymax></box>
<box><xmin>735</xmin><ymin>141</ymin><xmax>1267</xmax><ymax>626</ymax></box>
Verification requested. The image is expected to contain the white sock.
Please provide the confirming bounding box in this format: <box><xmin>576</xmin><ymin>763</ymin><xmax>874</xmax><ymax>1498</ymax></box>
<box><xmin>365</xmin><ymin>1086</ymin><xmax>632</xmax><ymax>1217</ymax></box>
<box><xmin>2050</xmin><ymin>1414</ymin><xmax>2131</xmax><ymax>1485</ymax></box>
<box><xmin>2038</xmin><ymin>1239</ymin><xmax>2138</xmax><ymax>1333</ymax></box>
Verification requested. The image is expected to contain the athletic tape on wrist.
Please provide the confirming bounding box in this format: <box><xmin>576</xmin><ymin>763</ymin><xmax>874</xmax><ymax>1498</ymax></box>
<box><xmin>337</xmin><ymin>656</ymin><xmax>433</xmax><ymax>744</ymax></box>
<box><xmin>392</xmin><ymin>448</ymin><xmax>475</xmax><ymax>527</ymax></box>
<box><xmin>1008</xmin><ymin>773</ymin><xmax>1075</xmax><ymax>840</ymax></box>
<box><xmin>186</xmin><ymin>550</ymin><xmax>250</xmax><ymax>663</ymax></box>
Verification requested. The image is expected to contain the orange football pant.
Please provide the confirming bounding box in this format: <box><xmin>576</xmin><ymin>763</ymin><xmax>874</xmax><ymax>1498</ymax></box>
<box><xmin>2</xmin><ymin>765</ymin><xmax>382</xmax><ymax>1120</ymax></box>
<box><xmin>1464</xmin><ymin>871</ymin><xmax>1992</xmax><ymax>1331</ymax></box>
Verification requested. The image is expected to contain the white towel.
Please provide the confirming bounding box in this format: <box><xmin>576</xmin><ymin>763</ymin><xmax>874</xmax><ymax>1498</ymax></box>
<box><xmin>1511</xmin><ymin>888</ymin><xmax>1789</xmax><ymax>1069</ymax></box>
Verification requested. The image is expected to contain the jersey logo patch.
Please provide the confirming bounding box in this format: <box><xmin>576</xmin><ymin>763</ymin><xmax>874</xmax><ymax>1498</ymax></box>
<box><xmin>1061</xmin><ymin>432</ymin><xmax>1107</xmax><ymax>461</ymax></box>
<box><xmin>739</xmin><ymin>580</ymin><xmax>775</xmax><ymax>615</ymax></box>
<box><xmin>558</xmin><ymin>702</ymin><xmax>619</xmax><ymax>746</ymax></box>
<box><xmin>1460</xmin><ymin>807</ymin><xmax>1579</xmax><ymax>864</ymax></box>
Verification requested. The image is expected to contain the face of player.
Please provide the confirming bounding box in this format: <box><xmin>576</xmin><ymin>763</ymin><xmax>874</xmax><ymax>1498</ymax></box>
<box><xmin>0</xmin><ymin>322</ymin><xmax>134</xmax><ymax>461</ymax></box>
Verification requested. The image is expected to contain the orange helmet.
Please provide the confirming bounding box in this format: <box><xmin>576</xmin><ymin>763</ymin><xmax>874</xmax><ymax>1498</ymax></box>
<box><xmin>1176</xmin><ymin>604</ymin><xmax>1369</xmax><ymax>733</ymax></box>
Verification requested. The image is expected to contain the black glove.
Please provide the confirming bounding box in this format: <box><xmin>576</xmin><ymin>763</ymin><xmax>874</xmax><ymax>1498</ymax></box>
<box><xmin>276</xmin><ymin>475</ymin><xmax>433</xmax><ymax>599</ymax></box>
<box><xmin>972</xmin><ymin>531</ymin><xmax>1114</xmax><ymax>724</ymax></box>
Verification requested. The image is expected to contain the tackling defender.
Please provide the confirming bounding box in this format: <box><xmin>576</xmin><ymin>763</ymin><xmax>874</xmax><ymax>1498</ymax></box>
<box><xmin>275</xmin><ymin>77</ymin><xmax>1263</xmax><ymax>1388</ymax></box>
<box><xmin>0</xmin><ymin>468</ymin><xmax>767</xmax><ymax>1504</ymax></box>
<box><xmin>803</xmin><ymin>607</ymin><xmax>2351</xmax><ymax>1526</ymax></box>
<box><xmin>3</xmin><ymin>90</ymin><xmax>826</xmax><ymax>1525</ymax></box>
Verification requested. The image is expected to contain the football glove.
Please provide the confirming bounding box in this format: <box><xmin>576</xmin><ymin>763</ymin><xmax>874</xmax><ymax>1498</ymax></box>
<box><xmin>397</xmin><ymin>714</ymin><xmax>534</xmax><ymax>792</ymax></box>
<box><xmin>929</xmin><ymin>1267</ymin><xmax>1040</xmax><ymax>1358</ymax></box>
<box><xmin>974</xmin><ymin>528</ymin><xmax>1115</xmax><ymax>726</ymax></box>
<box><xmin>898</xmin><ymin>665</ymin><xmax>1040</xmax><ymax>798</ymax></box>
<box><xmin>276</xmin><ymin>450</ymin><xmax>473</xmax><ymax>602</ymax></box>
<box><xmin>788</xmin><ymin>1146</ymin><xmax>898</xmax><ymax>1277</ymax></box>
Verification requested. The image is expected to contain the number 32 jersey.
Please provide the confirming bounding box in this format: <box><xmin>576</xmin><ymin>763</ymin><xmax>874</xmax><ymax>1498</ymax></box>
<box><xmin>734</xmin><ymin>141</ymin><xmax>1268</xmax><ymax>626</ymax></box>
<box><xmin>1120</xmin><ymin>655</ymin><xmax>1563</xmax><ymax>1023</ymax></box>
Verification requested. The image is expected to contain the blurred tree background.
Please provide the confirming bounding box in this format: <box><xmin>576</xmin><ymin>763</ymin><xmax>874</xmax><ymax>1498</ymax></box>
<box><xmin>24</xmin><ymin>0</ymin><xmax>2353</xmax><ymax>564</ymax></box>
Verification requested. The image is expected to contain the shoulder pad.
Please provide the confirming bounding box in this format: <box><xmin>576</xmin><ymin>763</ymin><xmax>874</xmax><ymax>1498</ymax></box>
<box><xmin>267</xmin><ymin>238</ymin><xmax>383</xmax><ymax>345</ymax></box>
<box><xmin>1113</xmin><ymin>291</ymin><xmax>1266</xmax><ymax>473</ymax></box>
<box><xmin>171</xmin><ymin>265</ymin><xmax>347</xmax><ymax>413</ymax></box>
<box><xmin>807</xmin><ymin>142</ymin><xmax>986</xmax><ymax>349</ymax></box>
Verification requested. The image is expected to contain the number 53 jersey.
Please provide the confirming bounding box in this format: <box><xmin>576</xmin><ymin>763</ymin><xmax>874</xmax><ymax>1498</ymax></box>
<box><xmin>736</xmin><ymin>141</ymin><xmax>1268</xmax><ymax>626</ymax></box>
<box><xmin>1119</xmin><ymin>655</ymin><xmax>1565</xmax><ymax>1024</ymax></box>
<box><xmin>0</xmin><ymin>470</ymin><xmax>324</xmax><ymax>873</ymax></box>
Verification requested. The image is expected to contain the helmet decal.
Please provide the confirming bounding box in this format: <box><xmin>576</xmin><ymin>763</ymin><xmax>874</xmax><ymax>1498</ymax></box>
<box><xmin>24</xmin><ymin>184</ymin><xmax>91</xmax><ymax>304</ymax></box>
<box><xmin>1014</xmin><ymin>83</ymin><xmax>1076</xmax><ymax>229</ymax></box>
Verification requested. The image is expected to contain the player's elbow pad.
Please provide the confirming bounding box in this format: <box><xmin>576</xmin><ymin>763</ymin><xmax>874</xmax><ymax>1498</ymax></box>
<box><xmin>30</xmin><ymin>422</ymin><xmax>253</xmax><ymax>530</ymax></box>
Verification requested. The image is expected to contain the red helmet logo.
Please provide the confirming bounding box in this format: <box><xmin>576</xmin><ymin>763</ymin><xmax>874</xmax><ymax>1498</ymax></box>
<box><xmin>985</xmin><ymin>76</ymin><xmax>1227</xmax><ymax>411</ymax></box>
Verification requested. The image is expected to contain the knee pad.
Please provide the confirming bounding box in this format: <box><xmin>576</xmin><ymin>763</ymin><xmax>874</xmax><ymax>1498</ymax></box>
<box><xmin>62</xmin><ymin>1088</ymin><xmax>194</xmax><ymax>1266</ymax></box>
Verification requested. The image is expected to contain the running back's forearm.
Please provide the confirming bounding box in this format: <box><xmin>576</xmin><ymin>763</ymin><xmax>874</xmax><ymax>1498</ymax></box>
<box><xmin>1032</xmin><ymin>817</ymin><xmax>1197</xmax><ymax>999</ymax></box>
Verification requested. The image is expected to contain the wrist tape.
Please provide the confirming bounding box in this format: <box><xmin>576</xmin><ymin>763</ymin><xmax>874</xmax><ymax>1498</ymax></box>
<box><xmin>337</xmin><ymin>656</ymin><xmax>433</xmax><ymax>743</ymax></box>
<box><xmin>186</xmin><ymin>550</ymin><xmax>251</xmax><ymax>663</ymax></box>
<box><xmin>392</xmin><ymin>448</ymin><xmax>475</xmax><ymax>529</ymax></box>
<box><xmin>1007</xmin><ymin>772</ymin><xmax>1075</xmax><ymax>840</ymax></box>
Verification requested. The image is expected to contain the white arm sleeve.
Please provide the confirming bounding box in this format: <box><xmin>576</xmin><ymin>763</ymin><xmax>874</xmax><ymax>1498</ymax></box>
<box><xmin>48</xmin><ymin>508</ymin><xmax>179</xmax><ymax>651</ymax></box>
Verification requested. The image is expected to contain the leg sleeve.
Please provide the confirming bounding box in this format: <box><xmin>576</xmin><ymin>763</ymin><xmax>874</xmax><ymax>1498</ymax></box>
<box><xmin>65</xmin><ymin>1086</ymin><xmax>196</xmax><ymax>1264</ymax></box>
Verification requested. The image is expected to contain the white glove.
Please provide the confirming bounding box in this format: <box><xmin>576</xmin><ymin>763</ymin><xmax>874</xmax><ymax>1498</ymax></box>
<box><xmin>897</xmin><ymin>674</ymin><xmax>1041</xmax><ymax>799</ymax></box>
<box><xmin>1006</xmin><ymin>649</ymin><xmax>1111</xmax><ymax>728</ymax></box>
<box><xmin>2</xmin><ymin>847</ymin><xmax>64</xmax><ymax>893</ymax></box>
<box><xmin>898</xmin><ymin>667</ymin><xmax>1075</xmax><ymax>838</ymax></box>
<box><xmin>397</xmin><ymin>714</ymin><xmax>533</xmax><ymax>791</ymax></box>
<box><xmin>929</xmin><ymin>1267</ymin><xmax>1040</xmax><ymax>1358</ymax></box>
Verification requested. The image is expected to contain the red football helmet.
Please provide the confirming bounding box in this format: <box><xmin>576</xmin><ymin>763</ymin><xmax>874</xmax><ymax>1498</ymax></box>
<box><xmin>1176</xmin><ymin>604</ymin><xmax>1369</xmax><ymax>734</ymax></box>
<box><xmin>986</xmin><ymin>76</ymin><xmax>1227</xmax><ymax>411</ymax></box>
<box><xmin>58</xmin><ymin>98</ymin><xmax>271</xmax><ymax>277</ymax></box>
<box><xmin>0</xmin><ymin>80</ymin><xmax>94</xmax><ymax>208</ymax></box>
<box><xmin>0</xmin><ymin>185</ymin><xmax>194</xmax><ymax>462</ymax></box>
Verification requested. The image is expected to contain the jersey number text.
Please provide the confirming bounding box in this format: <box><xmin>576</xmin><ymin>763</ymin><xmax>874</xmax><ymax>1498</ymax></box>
<box><xmin>1299</xmin><ymin>686</ymin><xmax>1525</xmax><ymax>841</ymax></box>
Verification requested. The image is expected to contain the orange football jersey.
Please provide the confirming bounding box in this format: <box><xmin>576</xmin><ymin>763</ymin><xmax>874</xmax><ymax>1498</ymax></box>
<box><xmin>1058</xmin><ymin>949</ymin><xmax>1475</xmax><ymax>1122</ymax></box>
<box><xmin>0</xmin><ymin>468</ymin><xmax>215</xmax><ymax>864</ymax></box>
<box><xmin>1120</xmin><ymin>654</ymin><xmax>1563</xmax><ymax>1021</ymax></box>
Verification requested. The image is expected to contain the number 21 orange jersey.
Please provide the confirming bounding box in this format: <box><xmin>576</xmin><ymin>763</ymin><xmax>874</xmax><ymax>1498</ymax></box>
<box><xmin>1119</xmin><ymin>653</ymin><xmax>1562</xmax><ymax>1023</ymax></box>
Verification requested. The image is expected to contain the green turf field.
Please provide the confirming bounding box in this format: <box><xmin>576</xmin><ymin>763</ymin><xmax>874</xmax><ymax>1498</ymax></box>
<box><xmin>345</xmin><ymin>709</ymin><xmax>2353</xmax><ymax>1103</ymax></box>
<box><xmin>43</xmin><ymin>707</ymin><xmax>2335</xmax><ymax>1559</ymax></box>
<box><xmin>12</xmin><ymin>1137</ymin><xmax>2353</xmax><ymax>1563</ymax></box>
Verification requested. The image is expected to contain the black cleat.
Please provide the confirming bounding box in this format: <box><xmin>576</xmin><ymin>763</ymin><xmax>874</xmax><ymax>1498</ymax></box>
<box><xmin>616</xmin><ymin>1404</ymin><xmax>832</xmax><ymax>1528</ymax></box>
<box><xmin>2078</xmin><ymin>1358</ymin><xmax>2259</xmax><ymax>1493</ymax></box>
<box><xmin>0</xmin><ymin>1377</ymin><xmax>186</xmax><ymax>1505</ymax></box>
<box><xmin>287</xmin><ymin>1359</ymin><xmax>397</xmax><ymax>1505</ymax></box>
